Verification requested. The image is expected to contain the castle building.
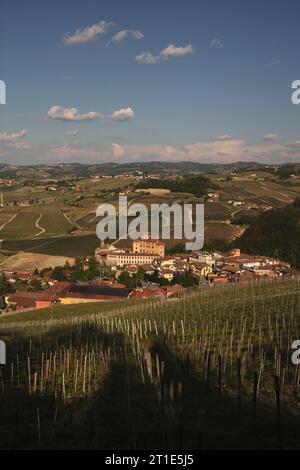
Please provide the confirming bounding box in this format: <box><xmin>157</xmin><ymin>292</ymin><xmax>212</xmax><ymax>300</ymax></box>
<box><xmin>132</xmin><ymin>239</ymin><xmax>165</xmax><ymax>257</ymax></box>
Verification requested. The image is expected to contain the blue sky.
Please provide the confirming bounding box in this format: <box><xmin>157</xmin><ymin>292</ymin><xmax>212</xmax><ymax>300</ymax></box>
<box><xmin>1</xmin><ymin>0</ymin><xmax>300</xmax><ymax>164</ymax></box>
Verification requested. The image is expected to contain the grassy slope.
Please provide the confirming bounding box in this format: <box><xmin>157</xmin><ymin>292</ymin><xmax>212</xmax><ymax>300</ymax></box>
<box><xmin>0</xmin><ymin>297</ymin><xmax>151</xmax><ymax>324</ymax></box>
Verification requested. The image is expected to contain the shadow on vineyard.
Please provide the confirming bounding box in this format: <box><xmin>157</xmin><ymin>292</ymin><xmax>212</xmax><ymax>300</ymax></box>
<box><xmin>0</xmin><ymin>278</ymin><xmax>300</xmax><ymax>449</ymax></box>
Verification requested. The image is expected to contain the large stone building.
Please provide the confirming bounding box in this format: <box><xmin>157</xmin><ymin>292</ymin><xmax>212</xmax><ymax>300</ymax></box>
<box><xmin>106</xmin><ymin>252</ymin><xmax>161</xmax><ymax>267</ymax></box>
<box><xmin>133</xmin><ymin>239</ymin><xmax>165</xmax><ymax>257</ymax></box>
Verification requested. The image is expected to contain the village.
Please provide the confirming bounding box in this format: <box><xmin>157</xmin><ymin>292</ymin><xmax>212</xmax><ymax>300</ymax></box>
<box><xmin>0</xmin><ymin>236</ymin><xmax>297</xmax><ymax>313</ymax></box>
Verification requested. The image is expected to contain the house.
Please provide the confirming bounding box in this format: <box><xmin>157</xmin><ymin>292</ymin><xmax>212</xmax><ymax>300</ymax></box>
<box><xmin>5</xmin><ymin>292</ymin><xmax>58</xmax><ymax>310</ymax></box>
<box><xmin>139</xmin><ymin>264</ymin><xmax>155</xmax><ymax>275</ymax></box>
<box><xmin>47</xmin><ymin>281</ymin><xmax>72</xmax><ymax>296</ymax></box>
<box><xmin>173</xmin><ymin>261</ymin><xmax>189</xmax><ymax>273</ymax></box>
<box><xmin>159</xmin><ymin>268</ymin><xmax>175</xmax><ymax>282</ymax></box>
<box><xmin>59</xmin><ymin>285</ymin><xmax>132</xmax><ymax>304</ymax></box>
<box><xmin>208</xmin><ymin>274</ymin><xmax>230</xmax><ymax>284</ymax></box>
<box><xmin>190</xmin><ymin>263</ymin><xmax>213</xmax><ymax>278</ymax></box>
<box><xmin>160</xmin><ymin>256</ymin><xmax>177</xmax><ymax>267</ymax></box>
<box><xmin>206</xmin><ymin>193</ymin><xmax>220</xmax><ymax>202</ymax></box>
<box><xmin>189</xmin><ymin>252</ymin><xmax>214</xmax><ymax>266</ymax></box>
<box><xmin>14</xmin><ymin>270</ymin><xmax>33</xmax><ymax>282</ymax></box>
<box><xmin>230</xmin><ymin>248</ymin><xmax>241</xmax><ymax>257</ymax></box>
<box><xmin>232</xmin><ymin>273</ymin><xmax>256</xmax><ymax>283</ymax></box>
<box><xmin>129</xmin><ymin>287</ymin><xmax>166</xmax><ymax>299</ymax></box>
<box><xmin>123</xmin><ymin>265</ymin><xmax>139</xmax><ymax>276</ymax></box>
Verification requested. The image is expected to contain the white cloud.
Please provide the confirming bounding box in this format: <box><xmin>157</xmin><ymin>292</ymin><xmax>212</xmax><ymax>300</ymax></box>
<box><xmin>263</xmin><ymin>133</ymin><xmax>279</xmax><ymax>141</ymax></box>
<box><xmin>0</xmin><ymin>129</ymin><xmax>31</xmax><ymax>152</ymax></box>
<box><xmin>110</xmin><ymin>29</ymin><xmax>144</xmax><ymax>44</ymax></box>
<box><xmin>48</xmin><ymin>105</ymin><xmax>134</xmax><ymax>122</ymax></box>
<box><xmin>160</xmin><ymin>43</ymin><xmax>194</xmax><ymax>59</ymax></box>
<box><xmin>48</xmin><ymin>106</ymin><xmax>102</xmax><ymax>122</ymax></box>
<box><xmin>136</xmin><ymin>52</ymin><xmax>159</xmax><ymax>64</ymax></box>
<box><xmin>210</xmin><ymin>38</ymin><xmax>224</xmax><ymax>49</ymax></box>
<box><xmin>132</xmin><ymin>30</ymin><xmax>144</xmax><ymax>40</ymax></box>
<box><xmin>160</xmin><ymin>145</ymin><xmax>186</xmax><ymax>160</ymax></box>
<box><xmin>107</xmin><ymin>136</ymin><xmax>300</xmax><ymax>164</ymax></box>
<box><xmin>112</xmin><ymin>143</ymin><xmax>125</xmax><ymax>157</ymax></box>
<box><xmin>65</xmin><ymin>129</ymin><xmax>80</xmax><ymax>136</ymax></box>
<box><xmin>136</xmin><ymin>43</ymin><xmax>194</xmax><ymax>64</ymax></box>
<box><xmin>0</xmin><ymin>130</ymin><xmax>27</xmax><ymax>142</ymax></box>
<box><xmin>109</xmin><ymin>107</ymin><xmax>135</xmax><ymax>121</ymax></box>
<box><xmin>64</xmin><ymin>20</ymin><xmax>114</xmax><ymax>45</ymax></box>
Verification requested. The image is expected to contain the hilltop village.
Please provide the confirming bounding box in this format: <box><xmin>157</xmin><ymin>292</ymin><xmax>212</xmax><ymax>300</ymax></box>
<box><xmin>0</xmin><ymin>237</ymin><xmax>297</xmax><ymax>313</ymax></box>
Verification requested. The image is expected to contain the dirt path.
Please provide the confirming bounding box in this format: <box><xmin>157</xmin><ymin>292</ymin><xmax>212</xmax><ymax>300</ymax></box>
<box><xmin>0</xmin><ymin>213</ymin><xmax>17</xmax><ymax>232</ymax></box>
<box><xmin>33</xmin><ymin>213</ymin><xmax>45</xmax><ymax>237</ymax></box>
<box><xmin>63</xmin><ymin>212</ymin><xmax>82</xmax><ymax>230</ymax></box>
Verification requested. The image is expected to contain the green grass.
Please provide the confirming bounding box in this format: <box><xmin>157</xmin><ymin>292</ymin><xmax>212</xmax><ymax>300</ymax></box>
<box><xmin>0</xmin><ymin>212</ymin><xmax>39</xmax><ymax>239</ymax></box>
<box><xmin>38</xmin><ymin>212</ymin><xmax>73</xmax><ymax>237</ymax></box>
<box><xmin>0</xmin><ymin>212</ymin><xmax>16</xmax><ymax>226</ymax></box>
<box><xmin>0</xmin><ymin>298</ymin><xmax>149</xmax><ymax>324</ymax></box>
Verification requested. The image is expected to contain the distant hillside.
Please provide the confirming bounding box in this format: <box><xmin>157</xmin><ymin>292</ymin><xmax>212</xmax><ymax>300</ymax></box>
<box><xmin>236</xmin><ymin>198</ymin><xmax>300</xmax><ymax>268</ymax></box>
<box><xmin>136</xmin><ymin>174</ymin><xmax>219</xmax><ymax>197</ymax></box>
<box><xmin>0</xmin><ymin>161</ymin><xmax>268</xmax><ymax>179</ymax></box>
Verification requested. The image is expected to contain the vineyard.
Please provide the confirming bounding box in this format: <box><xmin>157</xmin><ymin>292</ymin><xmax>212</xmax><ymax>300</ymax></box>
<box><xmin>0</xmin><ymin>278</ymin><xmax>299</xmax><ymax>449</ymax></box>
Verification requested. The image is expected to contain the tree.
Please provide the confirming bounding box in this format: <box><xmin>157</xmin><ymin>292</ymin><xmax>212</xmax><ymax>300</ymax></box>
<box><xmin>30</xmin><ymin>280</ymin><xmax>43</xmax><ymax>291</ymax></box>
<box><xmin>69</xmin><ymin>258</ymin><xmax>85</xmax><ymax>281</ymax></box>
<box><xmin>63</xmin><ymin>260</ymin><xmax>73</xmax><ymax>272</ymax></box>
<box><xmin>136</xmin><ymin>268</ymin><xmax>145</xmax><ymax>280</ymax></box>
<box><xmin>144</xmin><ymin>269</ymin><xmax>159</xmax><ymax>284</ymax></box>
<box><xmin>52</xmin><ymin>266</ymin><xmax>66</xmax><ymax>282</ymax></box>
<box><xmin>88</xmin><ymin>256</ymin><xmax>100</xmax><ymax>278</ymax></box>
<box><xmin>0</xmin><ymin>273</ymin><xmax>15</xmax><ymax>296</ymax></box>
<box><xmin>0</xmin><ymin>297</ymin><xmax>6</xmax><ymax>310</ymax></box>
<box><xmin>40</xmin><ymin>267</ymin><xmax>52</xmax><ymax>278</ymax></box>
<box><xmin>172</xmin><ymin>271</ymin><xmax>197</xmax><ymax>287</ymax></box>
<box><xmin>158</xmin><ymin>277</ymin><xmax>170</xmax><ymax>286</ymax></box>
<box><xmin>237</xmin><ymin>201</ymin><xmax>300</xmax><ymax>268</ymax></box>
<box><xmin>118</xmin><ymin>271</ymin><xmax>133</xmax><ymax>288</ymax></box>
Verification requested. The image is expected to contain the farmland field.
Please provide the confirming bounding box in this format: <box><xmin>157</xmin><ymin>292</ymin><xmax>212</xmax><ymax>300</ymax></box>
<box><xmin>1</xmin><ymin>234</ymin><xmax>100</xmax><ymax>257</ymax></box>
<box><xmin>215</xmin><ymin>176</ymin><xmax>300</xmax><ymax>208</ymax></box>
<box><xmin>38</xmin><ymin>212</ymin><xmax>74</xmax><ymax>237</ymax></box>
<box><xmin>0</xmin><ymin>252</ymin><xmax>76</xmax><ymax>271</ymax></box>
<box><xmin>0</xmin><ymin>278</ymin><xmax>299</xmax><ymax>449</ymax></box>
<box><xmin>0</xmin><ymin>212</ymin><xmax>40</xmax><ymax>240</ymax></box>
<box><xmin>205</xmin><ymin>222</ymin><xmax>241</xmax><ymax>241</ymax></box>
<box><xmin>0</xmin><ymin>171</ymin><xmax>299</xmax><ymax>259</ymax></box>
